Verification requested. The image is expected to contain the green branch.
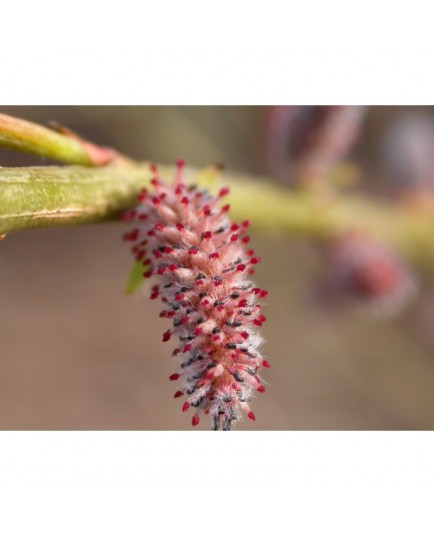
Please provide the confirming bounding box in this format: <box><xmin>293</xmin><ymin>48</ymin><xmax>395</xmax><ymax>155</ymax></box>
<box><xmin>1</xmin><ymin>163</ymin><xmax>434</xmax><ymax>275</ymax></box>
<box><xmin>0</xmin><ymin>164</ymin><xmax>151</xmax><ymax>233</ymax></box>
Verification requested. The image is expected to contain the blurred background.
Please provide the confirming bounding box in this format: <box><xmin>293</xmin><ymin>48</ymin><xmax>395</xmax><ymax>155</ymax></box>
<box><xmin>1</xmin><ymin>105</ymin><xmax>434</xmax><ymax>430</ymax></box>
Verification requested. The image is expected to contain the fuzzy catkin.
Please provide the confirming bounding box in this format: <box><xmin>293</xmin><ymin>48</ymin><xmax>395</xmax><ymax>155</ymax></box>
<box><xmin>123</xmin><ymin>161</ymin><xmax>269</xmax><ymax>430</ymax></box>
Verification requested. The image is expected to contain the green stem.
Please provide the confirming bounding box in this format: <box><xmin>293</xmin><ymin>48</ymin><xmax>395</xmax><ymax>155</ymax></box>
<box><xmin>0</xmin><ymin>164</ymin><xmax>151</xmax><ymax>232</ymax></box>
<box><xmin>0</xmin><ymin>113</ymin><xmax>120</xmax><ymax>166</ymax></box>
<box><xmin>1</xmin><ymin>163</ymin><xmax>434</xmax><ymax>275</ymax></box>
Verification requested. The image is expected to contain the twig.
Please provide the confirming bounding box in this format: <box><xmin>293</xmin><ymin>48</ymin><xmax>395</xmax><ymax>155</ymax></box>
<box><xmin>2</xmin><ymin>163</ymin><xmax>434</xmax><ymax>275</ymax></box>
<box><xmin>0</xmin><ymin>113</ymin><xmax>125</xmax><ymax>166</ymax></box>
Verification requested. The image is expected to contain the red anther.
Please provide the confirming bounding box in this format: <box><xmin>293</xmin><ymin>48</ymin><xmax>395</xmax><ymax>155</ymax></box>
<box><xmin>139</xmin><ymin>240</ymin><xmax>148</xmax><ymax>246</ymax></box>
<box><xmin>150</xmin><ymin>291</ymin><xmax>159</xmax><ymax>300</ymax></box>
<box><xmin>150</xmin><ymin>163</ymin><xmax>158</xmax><ymax>173</ymax></box>
<box><xmin>137</xmin><ymin>191</ymin><xmax>147</xmax><ymax>202</ymax></box>
<box><xmin>162</xmin><ymin>331</ymin><xmax>171</xmax><ymax>342</ymax></box>
<box><xmin>237</xmin><ymin>264</ymin><xmax>247</xmax><ymax>272</ymax></box>
<box><xmin>230</xmin><ymin>223</ymin><xmax>240</xmax><ymax>231</ymax></box>
<box><xmin>159</xmin><ymin>192</ymin><xmax>167</xmax><ymax>200</ymax></box>
<box><xmin>247</xmin><ymin>249</ymin><xmax>255</xmax><ymax>256</ymax></box>
<box><xmin>175</xmin><ymin>293</ymin><xmax>185</xmax><ymax>301</ymax></box>
<box><xmin>143</xmin><ymin>259</ymin><xmax>152</xmax><ymax>266</ymax></box>
<box><xmin>253</xmin><ymin>319</ymin><xmax>263</xmax><ymax>327</ymax></box>
<box><xmin>175</xmin><ymin>184</ymin><xmax>183</xmax><ymax>195</ymax></box>
<box><xmin>182</xmin><ymin>402</ymin><xmax>190</xmax><ymax>412</ymax></box>
<box><xmin>203</xmin><ymin>206</ymin><xmax>212</xmax><ymax>216</ymax></box>
<box><xmin>200</xmin><ymin>299</ymin><xmax>210</xmax><ymax>307</ymax></box>
<box><xmin>259</xmin><ymin>290</ymin><xmax>269</xmax><ymax>298</ymax></box>
<box><xmin>138</xmin><ymin>214</ymin><xmax>148</xmax><ymax>220</ymax></box>
<box><xmin>250</xmin><ymin>257</ymin><xmax>261</xmax><ymax>265</ymax></box>
<box><xmin>135</xmin><ymin>250</ymin><xmax>145</xmax><ymax>261</ymax></box>
<box><xmin>258</xmin><ymin>314</ymin><xmax>267</xmax><ymax>323</ymax></box>
<box><xmin>169</xmin><ymin>264</ymin><xmax>178</xmax><ymax>271</ymax></box>
<box><xmin>241</xmin><ymin>220</ymin><xmax>251</xmax><ymax>228</ymax></box>
<box><xmin>151</xmin><ymin>196</ymin><xmax>160</xmax><ymax>205</ymax></box>
<box><xmin>188</xmin><ymin>247</ymin><xmax>198</xmax><ymax>255</ymax></box>
<box><xmin>195</xmin><ymin>327</ymin><xmax>203</xmax><ymax>335</ymax></box>
<box><xmin>181</xmin><ymin>196</ymin><xmax>190</xmax><ymax>205</ymax></box>
<box><xmin>150</xmin><ymin>178</ymin><xmax>159</xmax><ymax>187</ymax></box>
<box><xmin>248</xmin><ymin>411</ymin><xmax>256</xmax><ymax>421</ymax></box>
<box><xmin>252</xmin><ymin>288</ymin><xmax>261</xmax><ymax>295</ymax></box>
<box><xmin>231</xmin><ymin>353</ymin><xmax>238</xmax><ymax>359</ymax></box>
<box><xmin>147</xmin><ymin>229</ymin><xmax>156</xmax><ymax>237</ymax></box>
<box><xmin>176</xmin><ymin>158</ymin><xmax>186</xmax><ymax>169</ymax></box>
<box><xmin>212</xmin><ymin>335</ymin><xmax>221</xmax><ymax>342</ymax></box>
<box><xmin>157</xmin><ymin>267</ymin><xmax>166</xmax><ymax>275</ymax></box>
<box><xmin>216</xmin><ymin>305</ymin><xmax>224</xmax><ymax>312</ymax></box>
<box><xmin>153</xmin><ymin>249</ymin><xmax>162</xmax><ymax>259</ymax></box>
<box><xmin>172</xmin><ymin>349</ymin><xmax>180</xmax><ymax>356</ymax></box>
<box><xmin>161</xmin><ymin>297</ymin><xmax>168</xmax><ymax>303</ymax></box>
<box><xmin>202</xmin><ymin>231</ymin><xmax>212</xmax><ymax>239</ymax></box>
<box><xmin>238</xmin><ymin>299</ymin><xmax>248</xmax><ymax>307</ymax></box>
<box><xmin>195</xmin><ymin>279</ymin><xmax>204</xmax><ymax>286</ymax></box>
<box><xmin>248</xmin><ymin>269</ymin><xmax>255</xmax><ymax>275</ymax></box>
<box><xmin>222</xmin><ymin>204</ymin><xmax>230</xmax><ymax>213</ymax></box>
<box><xmin>183</xmin><ymin>344</ymin><xmax>192</xmax><ymax>353</ymax></box>
<box><xmin>155</xmin><ymin>223</ymin><xmax>165</xmax><ymax>231</ymax></box>
<box><xmin>166</xmin><ymin>311</ymin><xmax>176</xmax><ymax>318</ymax></box>
<box><xmin>219</xmin><ymin>186</ymin><xmax>230</xmax><ymax>197</ymax></box>
<box><xmin>169</xmin><ymin>373</ymin><xmax>180</xmax><ymax>381</ymax></box>
<box><xmin>230</xmin><ymin>234</ymin><xmax>239</xmax><ymax>242</ymax></box>
<box><xmin>209</xmin><ymin>252</ymin><xmax>219</xmax><ymax>259</ymax></box>
<box><xmin>181</xmin><ymin>317</ymin><xmax>189</xmax><ymax>326</ymax></box>
<box><xmin>192</xmin><ymin>415</ymin><xmax>200</xmax><ymax>426</ymax></box>
<box><xmin>241</xmin><ymin>236</ymin><xmax>251</xmax><ymax>244</ymax></box>
<box><xmin>241</xmin><ymin>331</ymin><xmax>249</xmax><ymax>340</ymax></box>
<box><xmin>174</xmin><ymin>391</ymin><xmax>184</xmax><ymax>398</ymax></box>
<box><xmin>165</xmin><ymin>247</ymin><xmax>174</xmax><ymax>254</ymax></box>
<box><xmin>214</xmin><ymin>280</ymin><xmax>223</xmax><ymax>287</ymax></box>
<box><xmin>257</xmin><ymin>385</ymin><xmax>266</xmax><ymax>393</ymax></box>
<box><xmin>262</xmin><ymin>360</ymin><xmax>271</xmax><ymax>368</ymax></box>
<box><xmin>143</xmin><ymin>271</ymin><xmax>153</xmax><ymax>278</ymax></box>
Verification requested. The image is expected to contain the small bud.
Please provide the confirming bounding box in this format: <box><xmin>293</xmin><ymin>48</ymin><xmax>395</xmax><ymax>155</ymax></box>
<box><xmin>169</xmin><ymin>373</ymin><xmax>180</xmax><ymax>381</ymax></box>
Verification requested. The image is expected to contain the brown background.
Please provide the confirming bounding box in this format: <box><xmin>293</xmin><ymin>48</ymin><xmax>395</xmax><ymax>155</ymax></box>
<box><xmin>1</xmin><ymin>106</ymin><xmax>434</xmax><ymax>430</ymax></box>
